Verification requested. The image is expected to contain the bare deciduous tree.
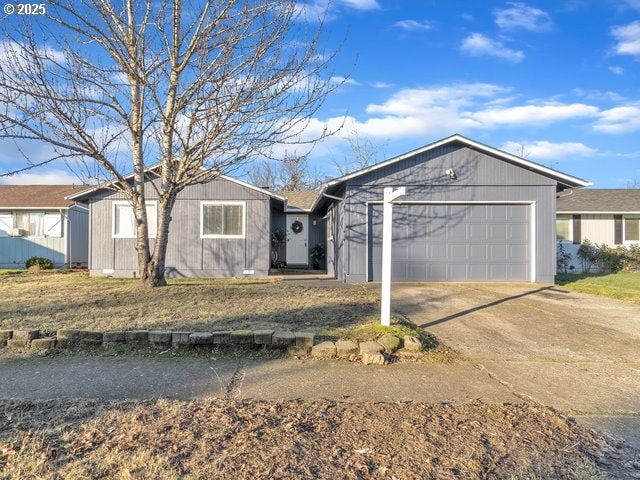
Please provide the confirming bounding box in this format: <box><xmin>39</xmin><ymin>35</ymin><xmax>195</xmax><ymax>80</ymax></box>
<box><xmin>248</xmin><ymin>153</ymin><xmax>323</xmax><ymax>191</ymax></box>
<box><xmin>0</xmin><ymin>0</ymin><xmax>340</xmax><ymax>286</ymax></box>
<box><xmin>334</xmin><ymin>126</ymin><xmax>386</xmax><ymax>176</ymax></box>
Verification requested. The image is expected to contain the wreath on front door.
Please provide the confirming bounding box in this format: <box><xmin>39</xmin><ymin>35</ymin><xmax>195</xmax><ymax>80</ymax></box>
<box><xmin>291</xmin><ymin>220</ymin><xmax>304</xmax><ymax>234</ymax></box>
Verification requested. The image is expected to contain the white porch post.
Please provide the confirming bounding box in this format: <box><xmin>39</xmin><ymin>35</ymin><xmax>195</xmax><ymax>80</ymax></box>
<box><xmin>380</xmin><ymin>186</ymin><xmax>406</xmax><ymax>326</ymax></box>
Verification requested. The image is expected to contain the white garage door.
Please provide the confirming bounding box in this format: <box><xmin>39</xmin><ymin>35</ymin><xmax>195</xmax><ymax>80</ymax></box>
<box><xmin>368</xmin><ymin>204</ymin><xmax>530</xmax><ymax>281</ymax></box>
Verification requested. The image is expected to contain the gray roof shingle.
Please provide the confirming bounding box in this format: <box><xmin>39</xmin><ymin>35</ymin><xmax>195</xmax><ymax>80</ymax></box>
<box><xmin>277</xmin><ymin>190</ymin><xmax>320</xmax><ymax>211</ymax></box>
<box><xmin>557</xmin><ymin>189</ymin><xmax>640</xmax><ymax>213</ymax></box>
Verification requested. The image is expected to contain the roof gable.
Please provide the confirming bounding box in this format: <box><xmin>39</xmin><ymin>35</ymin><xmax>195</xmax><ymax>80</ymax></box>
<box><xmin>325</xmin><ymin>134</ymin><xmax>590</xmax><ymax>190</ymax></box>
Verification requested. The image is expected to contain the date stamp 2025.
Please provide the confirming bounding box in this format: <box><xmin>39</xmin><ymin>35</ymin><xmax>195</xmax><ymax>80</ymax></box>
<box><xmin>4</xmin><ymin>3</ymin><xmax>46</xmax><ymax>16</ymax></box>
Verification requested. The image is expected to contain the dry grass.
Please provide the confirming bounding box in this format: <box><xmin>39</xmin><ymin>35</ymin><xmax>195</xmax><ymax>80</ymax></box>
<box><xmin>0</xmin><ymin>272</ymin><xmax>380</xmax><ymax>336</ymax></box>
<box><xmin>0</xmin><ymin>399</ymin><xmax>613</xmax><ymax>480</ymax></box>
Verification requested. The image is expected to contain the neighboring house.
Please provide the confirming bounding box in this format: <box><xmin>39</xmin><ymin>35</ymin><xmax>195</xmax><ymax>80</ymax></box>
<box><xmin>67</xmin><ymin>174</ymin><xmax>326</xmax><ymax>277</ymax></box>
<box><xmin>556</xmin><ymin>188</ymin><xmax>640</xmax><ymax>271</ymax></box>
<box><xmin>313</xmin><ymin>134</ymin><xmax>589</xmax><ymax>283</ymax></box>
<box><xmin>0</xmin><ymin>185</ymin><xmax>88</xmax><ymax>268</ymax></box>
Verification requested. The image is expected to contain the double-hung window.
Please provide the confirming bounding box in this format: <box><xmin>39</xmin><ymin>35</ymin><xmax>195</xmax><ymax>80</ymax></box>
<box><xmin>201</xmin><ymin>202</ymin><xmax>245</xmax><ymax>238</ymax></box>
<box><xmin>113</xmin><ymin>201</ymin><xmax>157</xmax><ymax>238</ymax></box>
<box><xmin>556</xmin><ymin>215</ymin><xmax>572</xmax><ymax>242</ymax></box>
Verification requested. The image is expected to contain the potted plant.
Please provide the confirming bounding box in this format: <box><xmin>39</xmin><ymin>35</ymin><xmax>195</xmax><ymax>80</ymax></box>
<box><xmin>310</xmin><ymin>244</ymin><xmax>325</xmax><ymax>270</ymax></box>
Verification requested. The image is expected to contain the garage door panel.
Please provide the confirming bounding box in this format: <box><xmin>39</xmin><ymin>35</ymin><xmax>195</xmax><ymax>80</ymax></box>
<box><xmin>368</xmin><ymin>203</ymin><xmax>530</xmax><ymax>281</ymax></box>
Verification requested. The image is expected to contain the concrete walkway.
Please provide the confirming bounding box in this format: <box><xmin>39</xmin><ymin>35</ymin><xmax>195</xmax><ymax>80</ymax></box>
<box><xmin>0</xmin><ymin>355</ymin><xmax>518</xmax><ymax>404</ymax></box>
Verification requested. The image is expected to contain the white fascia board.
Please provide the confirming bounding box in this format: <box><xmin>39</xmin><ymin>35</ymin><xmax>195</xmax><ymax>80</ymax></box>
<box><xmin>557</xmin><ymin>210</ymin><xmax>640</xmax><ymax>214</ymax></box>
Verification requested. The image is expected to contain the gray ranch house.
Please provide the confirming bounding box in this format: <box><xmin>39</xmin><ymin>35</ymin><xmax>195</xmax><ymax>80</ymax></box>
<box><xmin>67</xmin><ymin>174</ymin><xmax>326</xmax><ymax>278</ymax></box>
<box><xmin>0</xmin><ymin>185</ymin><xmax>88</xmax><ymax>268</ymax></box>
<box><xmin>313</xmin><ymin>134</ymin><xmax>589</xmax><ymax>283</ymax></box>
<box><xmin>68</xmin><ymin>134</ymin><xmax>590</xmax><ymax>281</ymax></box>
<box><xmin>556</xmin><ymin>188</ymin><xmax>640</xmax><ymax>272</ymax></box>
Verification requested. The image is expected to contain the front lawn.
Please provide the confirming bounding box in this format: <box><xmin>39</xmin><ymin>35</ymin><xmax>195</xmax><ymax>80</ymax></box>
<box><xmin>555</xmin><ymin>271</ymin><xmax>640</xmax><ymax>304</ymax></box>
<box><xmin>0</xmin><ymin>272</ymin><xmax>384</xmax><ymax>337</ymax></box>
<box><xmin>0</xmin><ymin>399</ymin><xmax>612</xmax><ymax>479</ymax></box>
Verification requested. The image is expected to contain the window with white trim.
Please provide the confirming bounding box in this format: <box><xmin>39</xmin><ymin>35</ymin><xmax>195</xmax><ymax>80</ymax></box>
<box><xmin>0</xmin><ymin>211</ymin><xmax>63</xmax><ymax>237</ymax></box>
<box><xmin>113</xmin><ymin>201</ymin><xmax>157</xmax><ymax>238</ymax></box>
<box><xmin>201</xmin><ymin>202</ymin><xmax>245</xmax><ymax>238</ymax></box>
<box><xmin>624</xmin><ymin>216</ymin><xmax>640</xmax><ymax>242</ymax></box>
<box><xmin>556</xmin><ymin>215</ymin><xmax>572</xmax><ymax>241</ymax></box>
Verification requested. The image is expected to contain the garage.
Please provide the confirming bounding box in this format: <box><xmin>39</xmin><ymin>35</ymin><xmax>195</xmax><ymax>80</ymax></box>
<box><xmin>368</xmin><ymin>203</ymin><xmax>531</xmax><ymax>282</ymax></box>
<box><xmin>318</xmin><ymin>134</ymin><xmax>590</xmax><ymax>283</ymax></box>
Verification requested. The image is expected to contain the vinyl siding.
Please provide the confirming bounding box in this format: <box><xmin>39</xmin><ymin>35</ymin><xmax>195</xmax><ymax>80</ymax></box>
<box><xmin>88</xmin><ymin>177</ymin><xmax>273</xmax><ymax>278</ymax></box>
<box><xmin>334</xmin><ymin>145</ymin><xmax>558</xmax><ymax>283</ymax></box>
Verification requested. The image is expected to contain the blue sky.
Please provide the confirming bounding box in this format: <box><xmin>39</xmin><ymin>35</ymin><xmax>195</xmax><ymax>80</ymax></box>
<box><xmin>1</xmin><ymin>0</ymin><xmax>640</xmax><ymax>187</ymax></box>
<box><xmin>294</xmin><ymin>0</ymin><xmax>640</xmax><ymax>187</ymax></box>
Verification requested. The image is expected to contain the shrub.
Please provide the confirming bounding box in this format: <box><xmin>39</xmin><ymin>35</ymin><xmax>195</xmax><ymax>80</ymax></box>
<box><xmin>556</xmin><ymin>242</ymin><xmax>571</xmax><ymax>274</ymax></box>
<box><xmin>592</xmin><ymin>244</ymin><xmax>624</xmax><ymax>274</ymax></box>
<box><xmin>576</xmin><ymin>239</ymin><xmax>598</xmax><ymax>273</ymax></box>
<box><xmin>25</xmin><ymin>256</ymin><xmax>54</xmax><ymax>270</ymax></box>
<box><xmin>621</xmin><ymin>243</ymin><xmax>640</xmax><ymax>272</ymax></box>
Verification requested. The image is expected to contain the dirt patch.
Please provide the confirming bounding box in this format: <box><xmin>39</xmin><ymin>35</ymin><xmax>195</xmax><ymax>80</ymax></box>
<box><xmin>0</xmin><ymin>273</ymin><xmax>378</xmax><ymax>336</ymax></box>
<box><xmin>0</xmin><ymin>399</ymin><xmax>618</xmax><ymax>479</ymax></box>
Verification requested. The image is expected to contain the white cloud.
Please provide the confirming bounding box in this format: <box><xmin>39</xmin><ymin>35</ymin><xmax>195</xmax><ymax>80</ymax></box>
<box><xmin>611</xmin><ymin>21</ymin><xmax>640</xmax><ymax>57</ymax></box>
<box><xmin>331</xmin><ymin>76</ymin><xmax>361</xmax><ymax>86</ymax></box>
<box><xmin>572</xmin><ymin>88</ymin><xmax>625</xmax><ymax>102</ymax></box>
<box><xmin>501</xmin><ymin>140</ymin><xmax>597</xmax><ymax>159</ymax></box>
<box><xmin>340</xmin><ymin>0</ymin><xmax>379</xmax><ymax>10</ymax></box>
<box><xmin>609</xmin><ymin>65</ymin><xmax>625</xmax><ymax>75</ymax></box>
<box><xmin>494</xmin><ymin>2</ymin><xmax>552</xmax><ymax>32</ymax></box>
<box><xmin>470</xmin><ymin>103</ymin><xmax>599</xmax><ymax>126</ymax></box>
<box><xmin>295</xmin><ymin>0</ymin><xmax>378</xmax><ymax>19</ymax></box>
<box><xmin>460</xmin><ymin>33</ymin><xmax>525</xmax><ymax>63</ymax></box>
<box><xmin>392</xmin><ymin>20</ymin><xmax>431</xmax><ymax>32</ymax></box>
<box><xmin>1</xmin><ymin>169</ymin><xmax>80</xmax><ymax>185</ymax></box>
<box><xmin>369</xmin><ymin>81</ymin><xmax>393</xmax><ymax>89</ymax></box>
<box><xmin>594</xmin><ymin>106</ymin><xmax>640</xmax><ymax>133</ymax></box>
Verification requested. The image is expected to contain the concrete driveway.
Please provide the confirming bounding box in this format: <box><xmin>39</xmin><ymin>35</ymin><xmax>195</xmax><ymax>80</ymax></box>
<box><xmin>393</xmin><ymin>282</ymin><xmax>640</xmax><ymax>449</ymax></box>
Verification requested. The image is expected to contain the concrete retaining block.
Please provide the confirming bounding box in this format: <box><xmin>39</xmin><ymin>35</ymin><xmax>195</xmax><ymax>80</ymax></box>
<box><xmin>189</xmin><ymin>332</ymin><xmax>214</xmax><ymax>345</ymax></box>
<box><xmin>125</xmin><ymin>330</ymin><xmax>149</xmax><ymax>347</ymax></box>
<box><xmin>31</xmin><ymin>338</ymin><xmax>57</xmax><ymax>350</ymax></box>
<box><xmin>362</xmin><ymin>352</ymin><xmax>385</xmax><ymax>365</ymax></box>
<box><xmin>377</xmin><ymin>333</ymin><xmax>401</xmax><ymax>353</ymax></box>
<box><xmin>7</xmin><ymin>338</ymin><xmax>26</xmax><ymax>350</ymax></box>
<box><xmin>149</xmin><ymin>331</ymin><xmax>172</xmax><ymax>348</ymax></box>
<box><xmin>230</xmin><ymin>330</ymin><xmax>254</xmax><ymax>344</ymax></box>
<box><xmin>403</xmin><ymin>335</ymin><xmax>423</xmax><ymax>352</ymax></box>
<box><xmin>336</xmin><ymin>339</ymin><xmax>359</xmax><ymax>357</ymax></box>
<box><xmin>359</xmin><ymin>341</ymin><xmax>384</xmax><ymax>355</ymax></box>
<box><xmin>172</xmin><ymin>331</ymin><xmax>191</xmax><ymax>347</ymax></box>
<box><xmin>211</xmin><ymin>331</ymin><xmax>231</xmax><ymax>345</ymax></box>
<box><xmin>0</xmin><ymin>330</ymin><xmax>12</xmax><ymax>347</ymax></box>
<box><xmin>13</xmin><ymin>330</ymin><xmax>39</xmax><ymax>346</ymax></box>
<box><xmin>102</xmin><ymin>331</ymin><xmax>126</xmax><ymax>348</ymax></box>
<box><xmin>311</xmin><ymin>341</ymin><xmax>337</xmax><ymax>359</ymax></box>
<box><xmin>254</xmin><ymin>330</ymin><xmax>274</xmax><ymax>345</ymax></box>
<box><xmin>272</xmin><ymin>331</ymin><xmax>296</xmax><ymax>347</ymax></box>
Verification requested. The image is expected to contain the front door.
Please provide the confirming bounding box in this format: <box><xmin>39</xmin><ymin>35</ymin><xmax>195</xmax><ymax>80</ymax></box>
<box><xmin>286</xmin><ymin>214</ymin><xmax>308</xmax><ymax>265</ymax></box>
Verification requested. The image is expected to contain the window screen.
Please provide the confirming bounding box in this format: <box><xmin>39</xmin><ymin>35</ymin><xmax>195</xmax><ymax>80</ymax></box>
<box><xmin>202</xmin><ymin>203</ymin><xmax>244</xmax><ymax>237</ymax></box>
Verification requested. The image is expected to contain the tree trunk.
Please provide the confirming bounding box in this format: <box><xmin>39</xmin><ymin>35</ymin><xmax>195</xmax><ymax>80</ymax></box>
<box><xmin>141</xmin><ymin>193</ymin><xmax>176</xmax><ymax>287</ymax></box>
